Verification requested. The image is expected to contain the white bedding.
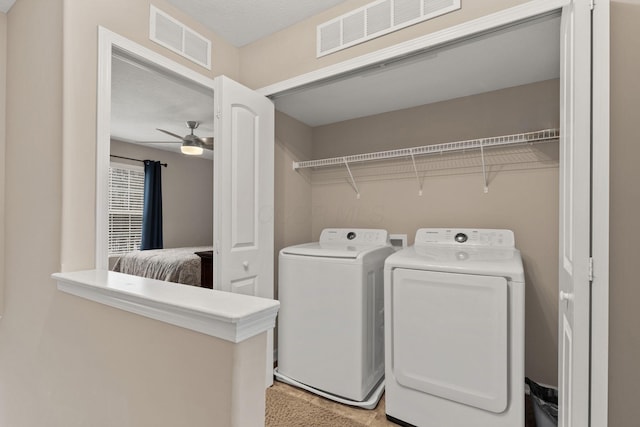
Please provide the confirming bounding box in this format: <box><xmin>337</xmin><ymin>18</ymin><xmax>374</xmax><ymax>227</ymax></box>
<box><xmin>112</xmin><ymin>246</ymin><xmax>213</xmax><ymax>287</ymax></box>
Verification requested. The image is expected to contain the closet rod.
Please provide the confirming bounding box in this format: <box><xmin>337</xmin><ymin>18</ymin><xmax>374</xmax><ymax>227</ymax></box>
<box><xmin>293</xmin><ymin>128</ymin><xmax>559</xmax><ymax>170</ymax></box>
<box><xmin>110</xmin><ymin>155</ymin><xmax>168</xmax><ymax>167</ymax></box>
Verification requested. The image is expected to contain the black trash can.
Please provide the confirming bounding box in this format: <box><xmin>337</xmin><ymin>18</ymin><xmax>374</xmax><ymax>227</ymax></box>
<box><xmin>526</xmin><ymin>377</ymin><xmax>558</xmax><ymax>427</ymax></box>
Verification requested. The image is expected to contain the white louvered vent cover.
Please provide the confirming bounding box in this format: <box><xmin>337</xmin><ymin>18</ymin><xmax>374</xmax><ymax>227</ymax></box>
<box><xmin>150</xmin><ymin>5</ymin><xmax>211</xmax><ymax>70</ymax></box>
<box><xmin>317</xmin><ymin>0</ymin><xmax>460</xmax><ymax>57</ymax></box>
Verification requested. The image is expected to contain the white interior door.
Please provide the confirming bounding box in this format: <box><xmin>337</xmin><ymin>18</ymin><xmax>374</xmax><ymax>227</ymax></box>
<box><xmin>214</xmin><ymin>75</ymin><xmax>275</xmax><ymax>387</ymax></box>
<box><xmin>558</xmin><ymin>1</ymin><xmax>592</xmax><ymax>426</ymax></box>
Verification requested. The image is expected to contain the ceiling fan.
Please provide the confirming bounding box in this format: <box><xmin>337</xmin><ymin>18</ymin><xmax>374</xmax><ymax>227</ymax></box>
<box><xmin>155</xmin><ymin>121</ymin><xmax>213</xmax><ymax>156</ymax></box>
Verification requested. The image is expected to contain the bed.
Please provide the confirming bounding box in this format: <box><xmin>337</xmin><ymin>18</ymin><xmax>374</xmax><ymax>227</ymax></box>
<box><xmin>112</xmin><ymin>246</ymin><xmax>214</xmax><ymax>288</ymax></box>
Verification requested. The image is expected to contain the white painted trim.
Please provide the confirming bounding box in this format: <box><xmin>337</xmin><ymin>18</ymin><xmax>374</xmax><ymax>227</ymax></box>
<box><xmin>96</xmin><ymin>26</ymin><xmax>216</xmax><ymax>270</ymax></box>
<box><xmin>95</xmin><ymin>30</ymin><xmax>112</xmax><ymax>270</ymax></box>
<box><xmin>258</xmin><ymin>0</ymin><xmax>569</xmax><ymax>97</ymax></box>
<box><xmin>590</xmin><ymin>1</ymin><xmax>610</xmax><ymax>425</ymax></box>
<box><xmin>53</xmin><ymin>270</ymin><xmax>279</xmax><ymax>343</ymax></box>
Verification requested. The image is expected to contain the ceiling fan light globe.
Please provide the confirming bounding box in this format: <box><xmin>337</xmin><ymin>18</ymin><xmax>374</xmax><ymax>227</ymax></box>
<box><xmin>181</xmin><ymin>145</ymin><xmax>204</xmax><ymax>155</ymax></box>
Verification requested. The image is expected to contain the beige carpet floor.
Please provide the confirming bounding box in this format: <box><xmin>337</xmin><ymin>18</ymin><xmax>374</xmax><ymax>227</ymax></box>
<box><xmin>266</xmin><ymin>384</ymin><xmax>368</xmax><ymax>426</ymax></box>
<box><xmin>266</xmin><ymin>381</ymin><xmax>539</xmax><ymax>427</ymax></box>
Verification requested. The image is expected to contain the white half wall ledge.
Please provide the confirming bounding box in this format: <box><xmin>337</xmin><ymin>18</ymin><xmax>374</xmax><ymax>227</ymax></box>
<box><xmin>52</xmin><ymin>270</ymin><xmax>279</xmax><ymax>343</ymax></box>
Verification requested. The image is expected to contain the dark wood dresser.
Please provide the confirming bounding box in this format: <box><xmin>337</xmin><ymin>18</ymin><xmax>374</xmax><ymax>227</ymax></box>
<box><xmin>195</xmin><ymin>250</ymin><xmax>213</xmax><ymax>289</ymax></box>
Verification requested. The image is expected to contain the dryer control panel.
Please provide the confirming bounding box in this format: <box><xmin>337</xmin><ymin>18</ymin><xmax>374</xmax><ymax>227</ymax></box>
<box><xmin>319</xmin><ymin>228</ymin><xmax>389</xmax><ymax>245</ymax></box>
<box><xmin>415</xmin><ymin>228</ymin><xmax>515</xmax><ymax>248</ymax></box>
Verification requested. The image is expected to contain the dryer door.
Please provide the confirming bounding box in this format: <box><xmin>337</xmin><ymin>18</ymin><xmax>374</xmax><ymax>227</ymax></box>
<box><xmin>391</xmin><ymin>269</ymin><xmax>508</xmax><ymax>413</ymax></box>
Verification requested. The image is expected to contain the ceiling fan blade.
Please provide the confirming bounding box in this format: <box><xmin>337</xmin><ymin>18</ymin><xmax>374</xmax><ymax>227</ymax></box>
<box><xmin>157</xmin><ymin>128</ymin><xmax>185</xmax><ymax>141</ymax></box>
<box><xmin>199</xmin><ymin>137</ymin><xmax>214</xmax><ymax>146</ymax></box>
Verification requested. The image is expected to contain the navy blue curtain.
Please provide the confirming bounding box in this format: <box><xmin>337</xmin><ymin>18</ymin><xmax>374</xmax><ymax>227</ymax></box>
<box><xmin>141</xmin><ymin>160</ymin><xmax>163</xmax><ymax>250</ymax></box>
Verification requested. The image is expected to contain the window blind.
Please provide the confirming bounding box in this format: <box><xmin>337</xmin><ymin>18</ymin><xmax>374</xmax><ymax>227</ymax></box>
<box><xmin>108</xmin><ymin>163</ymin><xmax>145</xmax><ymax>255</ymax></box>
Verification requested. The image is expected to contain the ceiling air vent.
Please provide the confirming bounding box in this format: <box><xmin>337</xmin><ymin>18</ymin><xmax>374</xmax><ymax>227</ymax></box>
<box><xmin>367</xmin><ymin>0</ymin><xmax>392</xmax><ymax>36</ymax></box>
<box><xmin>395</xmin><ymin>0</ymin><xmax>422</xmax><ymax>26</ymax></box>
<box><xmin>150</xmin><ymin>5</ymin><xmax>211</xmax><ymax>70</ymax></box>
<box><xmin>319</xmin><ymin>20</ymin><xmax>342</xmax><ymax>53</ymax></box>
<box><xmin>317</xmin><ymin>0</ymin><xmax>460</xmax><ymax>57</ymax></box>
<box><xmin>342</xmin><ymin>10</ymin><xmax>365</xmax><ymax>44</ymax></box>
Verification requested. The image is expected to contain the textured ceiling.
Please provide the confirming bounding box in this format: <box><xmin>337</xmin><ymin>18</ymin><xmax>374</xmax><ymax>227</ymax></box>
<box><xmin>165</xmin><ymin>0</ymin><xmax>347</xmax><ymax>46</ymax></box>
<box><xmin>0</xmin><ymin>0</ymin><xmax>15</xmax><ymax>13</ymax></box>
<box><xmin>111</xmin><ymin>53</ymin><xmax>215</xmax><ymax>160</ymax></box>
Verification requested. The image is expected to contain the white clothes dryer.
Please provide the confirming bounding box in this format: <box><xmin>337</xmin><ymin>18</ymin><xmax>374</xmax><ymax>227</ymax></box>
<box><xmin>276</xmin><ymin>228</ymin><xmax>394</xmax><ymax>408</ymax></box>
<box><xmin>384</xmin><ymin>228</ymin><xmax>525</xmax><ymax>427</ymax></box>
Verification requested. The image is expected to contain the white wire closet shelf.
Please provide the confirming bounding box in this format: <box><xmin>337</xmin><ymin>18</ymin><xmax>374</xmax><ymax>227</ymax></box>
<box><xmin>293</xmin><ymin>128</ymin><xmax>560</xmax><ymax>196</ymax></box>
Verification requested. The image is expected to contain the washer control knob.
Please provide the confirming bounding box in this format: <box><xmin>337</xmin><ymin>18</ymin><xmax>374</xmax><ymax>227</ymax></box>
<box><xmin>347</xmin><ymin>232</ymin><xmax>356</xmax><ymax>240</ymax></box>
<box><xmin>455</xmin><ymin>233</ymin><xmax>468</xmax><ymax>243</ymax></box>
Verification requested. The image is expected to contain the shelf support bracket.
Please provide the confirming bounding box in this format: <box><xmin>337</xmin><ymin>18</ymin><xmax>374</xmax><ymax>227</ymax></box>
<box><xmin>480</xmin><ymin>140</ymin><xmax>489</xmax><ymax>193</ymax></box>
<box><xmin>410</xmin><ymin>151</ymin><xmax>423</xmax><ymax>196</ymax></box>
<box><xmin>343</xmin><ymin>158</ymin><xmax>360</xmax><ymax>199</ymax></box>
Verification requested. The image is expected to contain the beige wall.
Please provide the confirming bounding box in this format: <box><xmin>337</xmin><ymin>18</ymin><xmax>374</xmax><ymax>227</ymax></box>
<box><xmin>240</xmin><ymin>0</ymin><xmax>534</xmax><ymax>89</ymax></box>
<box><xmin>609</xmin><ymin>2</ymin><xmax>640</xmax><ymax>426</ymax></box>
<box><xmin>272</xmin><ymin>111</ymin><xmax>313</xmax><ymax>352</ymax></box>
<box><xmin>0</xmin><ymin>11</ymin><xmax>6</xmax><ymax>317</ymax></box>
<box><xmin>308</xmin><ymin>79</ymin><xmax>560</xmax><ymax>385</ymax></box>
<box><xmin>313</xmin><ymin>79</ymin><xmax>561</xmax><ymax>159</ymax></box>
<box><xmin>61</xmin><ymin>0</ymin><xmax>240</xmax><ymax>271</ymax></box>
<box><xmin>273</xmin><ymin>111</ymin><xmax>313</xmax><ymax>297</ymax></box>
<box><xmin>110</xmin><ymin>140</ymin><xmax>214</xmax><ymax>249</ymax></box>
<box><xmin>1</xmin><ymin>295</ymin><xmax>265</xmax><ymax>426</ymax></box>
<box><xmin>0</xmin><ymin>0</ymin><xmax>266</xmax><ymax>425</ymax></box>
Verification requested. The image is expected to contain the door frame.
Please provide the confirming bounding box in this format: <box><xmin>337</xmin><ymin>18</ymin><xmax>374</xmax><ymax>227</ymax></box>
<box><xmin>258</xmin><ymin>0</ymin><xmax>609</xmax><ymax>424</ymax></box>
<box><xmin>590</xmin><ymin>1</ymin><xmax>610</xmax><ymax>425</ymax></box>
<box><xmin>95</xmin><ymin>27</ymin><xmax>217</xmax><ymax>270</ymax></box>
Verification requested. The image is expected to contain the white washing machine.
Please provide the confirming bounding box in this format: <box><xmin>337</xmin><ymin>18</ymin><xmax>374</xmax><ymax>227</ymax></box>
<box><xmin>276</xmin><ymin>228</ymin><xmax>394</xmax><ymax>408</ymax></box>
<box><xmin>384</xmin><ymin>228</ymin><xmax>525</xmax><ymax>427</ymax></box>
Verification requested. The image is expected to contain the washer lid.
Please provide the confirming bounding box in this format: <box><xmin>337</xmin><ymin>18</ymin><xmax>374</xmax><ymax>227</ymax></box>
<box><xmin>281</xmin><ymin>242</ymin><xmax>383</xmax><ymax>259</ymax></box>
<box><xmin>281</xmin><ymin>228</ymin><xmax>391</xmax><ymax>259</ymax></box>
